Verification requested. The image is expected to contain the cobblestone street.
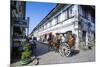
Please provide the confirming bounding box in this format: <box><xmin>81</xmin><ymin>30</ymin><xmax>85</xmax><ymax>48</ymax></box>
<box><xmin>11</xmin><ymin>41</ymin><xmax>95</xmax><ymax>66</ymax></box>
<box><xmin>30</xmin><ymin>41</ymin><xmax>95</xmax><ymax>65</ymax></box>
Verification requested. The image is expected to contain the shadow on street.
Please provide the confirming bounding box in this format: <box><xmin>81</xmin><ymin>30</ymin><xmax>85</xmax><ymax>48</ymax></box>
<box><xmin>69</xmin><ymin>50</ymin><xmax>80</xmax><ymax>57</ymax></box>
<box><xmin>33</xmin><ymin>41</ymin><xmax>80</xmax><ymax>57</ymax></box>
<box><xmin>33</xmin><ymin>41</ymin><xmax>51</xmax><ymax>57</ymax></box>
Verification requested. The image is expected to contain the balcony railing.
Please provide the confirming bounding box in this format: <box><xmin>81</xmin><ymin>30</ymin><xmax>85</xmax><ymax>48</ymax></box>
<box><xmin>79</xmin><ymin>15</ymin><xmax>95</xmax><ymax>24</ymax></box>
<box><xmin>12</xmin><ymin>17</ymin><xmax>29</xmax><ymax>28</ymax></box>
<box><xmin>79</xmin><ymin>15</ymin><xmax>95</xmax><ymax>32</ymax></box>
<box><xmin>13</xmin><ymin>35</ymin><xmax>26</xmax><ymax>41</ymax></box>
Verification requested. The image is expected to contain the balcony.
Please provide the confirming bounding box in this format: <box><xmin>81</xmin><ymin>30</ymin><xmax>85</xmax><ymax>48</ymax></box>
<box><xmin>13</xmin><ymin>35</ymin><xmax>26</xmax><ymax>41</ymax></box>
<box><xmin>79</xmin><ymin>15</ymin><xmax>95</xmax><ymax>32</ymax></box>
<box><xmin>12</xmin><ymin>17</ymin><xmax>29</xmax><ymax>28</ymax></box>
<box><xmin>79</xmin><ymin>15</ymin><xmax>95</xmax><ymax>24</ymax></box>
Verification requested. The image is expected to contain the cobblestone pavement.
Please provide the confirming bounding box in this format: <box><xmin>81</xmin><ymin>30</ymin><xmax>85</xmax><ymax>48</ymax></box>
<box><xmin>34</xmin><ymin>41</ymin><xmax>95</xmax><ymax>65</ymax></box>
<box><xmin>10</xmin><ymin>41</ymin><xmax>95</xmax><ymax>66</ymax></box>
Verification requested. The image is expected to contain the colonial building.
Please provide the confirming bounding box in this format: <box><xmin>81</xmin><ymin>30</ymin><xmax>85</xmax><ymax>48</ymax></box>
<box><xmin>31</xmin><ymin>4</ymin><xmax>95</xmax><ymax>50</ymax></box>
<box><xmin>10</xmin><ymin>1</ymin><xmax>29</xmax><ymax>62</ymax></box>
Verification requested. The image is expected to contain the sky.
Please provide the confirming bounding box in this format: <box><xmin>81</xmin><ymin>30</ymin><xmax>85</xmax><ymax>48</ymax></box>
<box><xmin>26</xmin><ymin>1</ymin><xmax>57</xmax><ymax>34</ymax></box>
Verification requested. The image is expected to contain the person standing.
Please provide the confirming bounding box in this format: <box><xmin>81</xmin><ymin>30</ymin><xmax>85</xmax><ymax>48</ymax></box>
<box><xmin>29</xmin><ymin>38</ymin><xmax>34</xmax><ymax>55</ymax></box>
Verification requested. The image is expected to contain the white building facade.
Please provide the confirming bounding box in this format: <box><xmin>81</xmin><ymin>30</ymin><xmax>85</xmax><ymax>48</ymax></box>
<box><xmin>31</xmin><ymin>4</ymin><xmax>95</xmax><ymax>50</ymax></box>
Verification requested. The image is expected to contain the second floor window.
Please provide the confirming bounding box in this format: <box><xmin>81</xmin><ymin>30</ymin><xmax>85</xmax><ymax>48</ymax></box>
<box><xmin>59</xmin><ymin>11</ymin><xmax>66</xmax><ymax>22</ymax></box>
<box><xmin>55</xmin><ymin>16</ymin><xmax>59</xmax><ymax>24</ymax></box>
<box><xmin>45</xmin><ymin>23</ymin><xmax>47</xmax><ymax>29</ymax></box>
<box><xmin>52</xmin><ymin>19</ymin><xmax>56</xmax><ymax>26</ymax></box>
<box><xmin>48</xmin><ymin>20</ymin><xmax>52</xmax><ymax>27</ymax></box>
<box><xmin>44</xmin><ymin>24</ymin><xmax>46</xmax><ymax>30</ymax></box>
<box><xmin>68</xmin><ymin>6</ymin><xmax>73</xmax><ymax>18</ymax></box>
<box><xmin>65</xmin><ymin>10</ymin><xmax>68</xmax><ymax>19</ymax></box>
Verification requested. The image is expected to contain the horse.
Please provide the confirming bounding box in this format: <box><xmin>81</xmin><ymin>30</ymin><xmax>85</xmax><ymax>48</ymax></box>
<box><xmin>67</xmin><ymin>34</ymin><xmax>75</xmax><ymax>48</ymax></box>
<box><xmin>47</xmin><ymin>33</ymin><xmax>62</xmax><ymax>52</ymax></box>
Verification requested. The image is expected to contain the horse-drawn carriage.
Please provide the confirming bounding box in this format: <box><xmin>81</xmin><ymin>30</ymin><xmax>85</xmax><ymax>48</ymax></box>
<box><xmin>47</xmin><ymin>31</ymin><xmax>76</xmax><ymax>57</ymax></box>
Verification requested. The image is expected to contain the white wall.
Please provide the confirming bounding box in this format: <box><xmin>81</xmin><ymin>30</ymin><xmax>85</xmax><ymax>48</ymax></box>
<box><xmin>33</xmin><ymin>5</ymin><xmax>79</xmax><ymax>49</ymax></box>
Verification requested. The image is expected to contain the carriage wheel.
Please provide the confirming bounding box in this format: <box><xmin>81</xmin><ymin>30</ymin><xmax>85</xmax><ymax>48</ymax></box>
<box><xmin>59</xmin><ymin>43</ymin><xmax>71</xmax><ymax>57</ymax></box>
<box><xmin>64</xmin><ymin>44</ymin><xmax>71</xmax><ymax>57</ymax></box>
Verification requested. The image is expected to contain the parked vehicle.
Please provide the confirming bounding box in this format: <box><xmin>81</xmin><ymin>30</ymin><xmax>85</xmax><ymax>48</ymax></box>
<box><xmin>33</xmin><ymin>37</ymin><xmax>37</xmax><ymax>41</ymax></box>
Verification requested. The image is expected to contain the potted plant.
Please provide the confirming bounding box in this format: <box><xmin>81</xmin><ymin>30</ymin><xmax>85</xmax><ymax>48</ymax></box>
<box><xmin>20</xmin><ymin>42</ymin><xmax>32</xmax><ymax>65</ymax></box>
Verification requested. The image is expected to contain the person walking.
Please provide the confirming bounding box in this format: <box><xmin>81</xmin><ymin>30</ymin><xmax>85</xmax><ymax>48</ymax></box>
<box><xmin>29</xmin><ymin>38</ymin><xmax>34</xmax><ymax>55</ymax></box>
<box><xmin>33</xmin><ymin>37</ymin><xmax>37</xmax><ymax>49</ymax></box>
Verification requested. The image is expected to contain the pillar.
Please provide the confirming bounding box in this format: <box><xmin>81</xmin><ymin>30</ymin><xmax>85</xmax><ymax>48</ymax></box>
<box><xmin>86</xmin><ymin>32</ymin><xmax>88</xmax><ymax>46</ymax></box>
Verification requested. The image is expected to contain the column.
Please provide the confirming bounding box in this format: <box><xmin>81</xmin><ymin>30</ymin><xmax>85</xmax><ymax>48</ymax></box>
<box><xmin>73</xmin><ymin>28</ymin><xmax>80</xmax><ymax>50</ymax></box>
<box><xmin>86</xmin><ymin>32</ymin><xmax>88</xmax><ymax>46</ymax></box>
